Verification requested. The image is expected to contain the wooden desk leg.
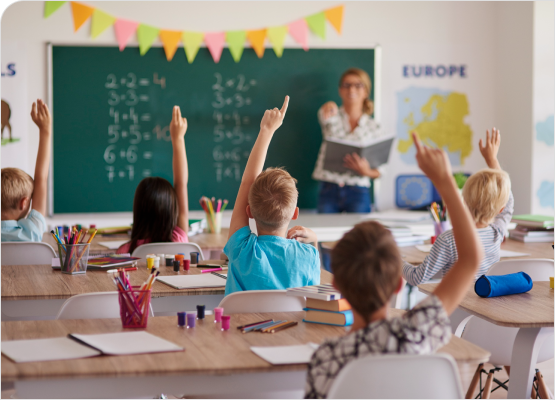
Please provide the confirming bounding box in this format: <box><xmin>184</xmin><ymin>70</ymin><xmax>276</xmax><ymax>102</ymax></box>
<box><xmin>507</xmin><ymin>327</ymin><xmax>554</xmax><ymax>399</ymax></box>
<box><xmin>465</xmin><ymin>363</ymin><xmax>483</xmax><ymax>399</ymax></box>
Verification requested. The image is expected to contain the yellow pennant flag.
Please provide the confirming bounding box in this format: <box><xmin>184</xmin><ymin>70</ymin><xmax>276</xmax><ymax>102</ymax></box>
<box><xmin>325</xmin><ymin>5</ymin><xmax>344</xmax><ymax>34</ymax></box>
<box><xmin>159</xmin><ymin>30</ymin><xmax>182</xmax><ymax>61</ymax></box>
<box><xmin>70</xmin><ymin>2</ymin><xmax>95</xmax><ymax>32</ymax></box>
<box><xmin>91</xmin><ymin>9</ymin><xmax>116</xmax><ymax>39</ymax></box>
<box><xmin>267</xmin><ymin>26</ymin><xmax>288</xmax><ymax>58</ymax></box>
<box><xmin>246</xmin><ymin>29</ymin><xmax>267</xmax><ymax>58</ymax></box>
<box><xmin>182</xmin><ymin>31</ymin><xmax>204</xmax><ymax>63</ymax></box>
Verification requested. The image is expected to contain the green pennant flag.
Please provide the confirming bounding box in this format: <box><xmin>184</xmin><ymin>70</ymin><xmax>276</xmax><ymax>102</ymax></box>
<box><xmin>137</xmin><ymin>24</ymin><xmax>160</xmax><ymax>56</ymax></box>
<box><xmin>91</xmin><ymin>9</ymin><xmax>116</xmax><ymax>39</ymax></box>
<box><xmin>182</xmin><ymin>31</ymin><xmax>204</xmax><ymax>63</ymax></box>
<box><xmin>267</xmin><ymin>26</ymin><xmax>288</xmax><ymax>58</ymax></box>
<box><xmin>44</xmin><ymin>1</ymin><xmax>66</xmax><ymax>18</ymax></box>
<box><xmin>306</xmin><ymin>12</ymin><xmax>326</xmax><ymax>39</ymax></box>
<box><xmin>226</xmin><ymin>30</ymin><xmax>246</xmax><ymax>63</ymax></box>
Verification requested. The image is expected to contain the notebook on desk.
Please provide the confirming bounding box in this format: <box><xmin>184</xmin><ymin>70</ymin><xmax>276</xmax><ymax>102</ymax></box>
<box><xmin>156</xmin><ymin>273</ymin><xmax>227</xmax><ymax>289</ymax></box>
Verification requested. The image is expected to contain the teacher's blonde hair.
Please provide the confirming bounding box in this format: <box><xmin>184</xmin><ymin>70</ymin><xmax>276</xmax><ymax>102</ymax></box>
<box><xmin>340</xmin><ymin>68</ymin><xmax>374</xmax><ymax>115</ymax></box>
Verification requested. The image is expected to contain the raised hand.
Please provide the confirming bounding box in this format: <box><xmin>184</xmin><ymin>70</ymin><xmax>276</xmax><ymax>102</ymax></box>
<box><xmin>30</xmin><ymin>99</ymin><xmax>51</xmax><ymax>134</ymax></box>
<box><xmin>321</xmin><ymin>101</ymin><xmax>339</xmax><ymax>120</ymax></box>
<box><xmin>287</xmin><ymin>225</ymin><xmax>317</xmax><ymax>245</ymax></box>
<box><xmin>412</xmin><ymin>132</ymin><xmax>452</xmax><ymax>187</ymax></box>
<box><xmin>260</xmin><ymin>95</ymin><xmax>289</xmax><ymax>133</ymax></box>
<box><xmin>479</xmin><ymin>127</ymin><xmax>501</xmax><ymax>169</ymax></box>
<box><xmin>170</xmin><ymin>105</ymin><xmax>188</xmax><ymax>141</ymax></box>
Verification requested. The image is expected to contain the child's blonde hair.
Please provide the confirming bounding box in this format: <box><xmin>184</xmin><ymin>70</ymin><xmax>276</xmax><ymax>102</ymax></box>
<box><xmin>1</xmin><ymin>168</ymin><xmax>34</xmax><ymax>211</ymax></box>
<box><xmin>462</xmin><ymin>169</ymin><xmax>511</xmax><ymax>225</ymax></box>
<box><xmin>248</xmin><ymin>168</ymin><xmax>298</xmax><ymax>230</ymax></box>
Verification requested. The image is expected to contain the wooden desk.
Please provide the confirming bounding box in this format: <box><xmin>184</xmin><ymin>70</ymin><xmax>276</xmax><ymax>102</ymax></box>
<box><xmin>1</xmin><ymin>310</ymin><xmax>489</xmax><ymax>398</ymax></box>
<box><xmin>418</xmin><ymin>282</ymin><xmax>554</xmax><ymax>398</ymax></box>
<box><xmin>1</xmin><ymin>264</ymin><xmax>333</xmax><ymax>321</ymax></box>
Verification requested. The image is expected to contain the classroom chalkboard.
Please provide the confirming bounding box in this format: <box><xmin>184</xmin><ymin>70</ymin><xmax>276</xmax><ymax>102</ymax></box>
<box><xmin>50</xmin><ymin>45</ymin><xmax>376</xmax><ymax>214</ymax></box>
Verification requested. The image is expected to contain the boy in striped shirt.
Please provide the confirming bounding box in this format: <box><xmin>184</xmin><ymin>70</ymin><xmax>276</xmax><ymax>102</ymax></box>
<box><xmin>403</xmin><ymin>128</ymin><xmax>513</xmax><ymax>286</ymax></box>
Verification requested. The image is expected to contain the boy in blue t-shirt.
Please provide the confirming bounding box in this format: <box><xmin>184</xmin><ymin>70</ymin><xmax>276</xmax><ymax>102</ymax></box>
<box><xmin>224</xmin><ymin>96</ymin><xmax>320</xmax><ymax>296</ymax></box>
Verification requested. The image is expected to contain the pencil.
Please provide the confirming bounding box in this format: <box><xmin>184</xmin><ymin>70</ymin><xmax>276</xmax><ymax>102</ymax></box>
<box><xmin>269</xmin><ymin>321</ymin><xmax>298</xmax><ymax>333</ymax></box>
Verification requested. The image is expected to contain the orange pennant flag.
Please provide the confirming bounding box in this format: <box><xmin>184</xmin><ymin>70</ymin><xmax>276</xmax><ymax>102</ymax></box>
<box><xmin>159</xmin><ymin>30</ymin><xmax>182</xmax><ymax>61</ymax></box>
<box><xmin>70</xmin><ymin>2</ymin><xmax>95</xmax><ymax>32</ymax></box>
<box><xmin>325</xmin><ymin>5</ymin><xmax>344</xmax><ymax>34</ymax></box>
<box><xmin>246</xmin><ymin>29</ymin><xmax>267</xmax><ymax>58</ymax></box>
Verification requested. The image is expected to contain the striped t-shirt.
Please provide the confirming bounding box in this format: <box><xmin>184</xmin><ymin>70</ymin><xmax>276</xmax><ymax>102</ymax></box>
<box><xmin>402</xmin><ymin>192</ymin><xmax>514</xmax><ymax>286</ymax></box>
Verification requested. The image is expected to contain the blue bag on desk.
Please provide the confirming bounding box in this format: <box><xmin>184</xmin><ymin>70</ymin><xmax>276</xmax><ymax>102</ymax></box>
<box><xmin>474</xmin><ymin>272</ymin><xmax>533</xmax><ymax>298</ymax></box>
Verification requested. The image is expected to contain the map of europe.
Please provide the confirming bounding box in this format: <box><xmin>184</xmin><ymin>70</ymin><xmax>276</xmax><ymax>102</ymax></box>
<box><xmin>397</xmin><ymin>87</ymin><xmax>473</xmax><ymax>165</ymax></box>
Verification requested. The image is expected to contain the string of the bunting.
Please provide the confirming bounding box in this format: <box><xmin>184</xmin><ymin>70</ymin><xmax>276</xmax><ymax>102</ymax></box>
<box><xmin>44</xmin><ymin>2</ymin><xmax>344</xmax><ymax>63</ymax></box>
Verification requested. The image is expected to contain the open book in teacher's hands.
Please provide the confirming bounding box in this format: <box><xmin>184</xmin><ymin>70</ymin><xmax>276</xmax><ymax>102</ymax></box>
<box><xmin>323</xmin><ymin>135</ymin><xmax>395</xmax><ymax>174</ymax></box>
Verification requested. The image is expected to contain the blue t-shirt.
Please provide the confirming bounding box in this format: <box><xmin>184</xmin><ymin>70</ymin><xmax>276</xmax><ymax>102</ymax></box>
<box><xmin>1</xmin><ymin>209</ymin><xmax>47</xmax><ymax>242</ymax></box>
<box><xmin>224</xmin><ymin>226</ymin><xmax>321</xmax><ymax>296</ymax></box>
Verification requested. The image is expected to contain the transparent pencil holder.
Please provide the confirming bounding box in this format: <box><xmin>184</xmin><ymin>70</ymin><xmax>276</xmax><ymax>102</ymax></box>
<box><xmin>118</xmin><ymin>286</ymin><xmax>151</xmax><ymax>329</ymax></box>
<box><xmin>208</xmin><ymin>212</ymin><xmax>222</xmax><ymax>234</ymax></box>
<box><xmin>57</xmin><ymin>243</ymin><xmax>90</xmax><ymax>274</ymax></box>
<box><xmin>434</xmin><ymin>221</ymin><xmax>452</xmax><ymax>237</ymax></box>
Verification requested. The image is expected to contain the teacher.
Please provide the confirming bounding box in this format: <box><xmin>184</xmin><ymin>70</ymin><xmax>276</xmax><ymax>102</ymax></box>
<box><xmin>312</xmin><ymin>68</ymin><xmax>386</xmax><ymax>213</ymax></box>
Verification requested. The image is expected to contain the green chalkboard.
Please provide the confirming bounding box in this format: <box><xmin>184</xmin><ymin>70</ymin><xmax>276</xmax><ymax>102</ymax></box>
<box><xmin>50</xmin><ymin>45</ymin><xmax>376</xmax><ymax>213</ymax></box>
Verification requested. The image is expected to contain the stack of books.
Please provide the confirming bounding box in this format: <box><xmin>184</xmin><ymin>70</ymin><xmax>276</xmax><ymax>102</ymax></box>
<box><xmin>286</xmin><ymin>284</ymin><xmax>353</xmax><ymax>327</ymax></box>
<box><xmin>188</xmin><ymin>219</ymin><xmax>207</xmax><ymax>236</ymax></box>
<box><xmin>384</xmin><ymin>224</ymin><xmax>429</xmax><ymax>247</ymax></box>
<box><xmin>509</xmin><ymin>215</ymin><xmax>554</xmax><ymax>243</ymax></box>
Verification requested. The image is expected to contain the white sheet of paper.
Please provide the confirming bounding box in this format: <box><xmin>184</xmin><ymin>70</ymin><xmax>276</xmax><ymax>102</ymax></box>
<box><xmin>499</xmin><ymin>249</ymin><xmax>531</xmax><ymax>258</ymax></box>
<box><xmin>69</xmin><ymin>331</ymin><xmax>183</xmax><ymax>356</ymax></box>
<box><xmin>156</xmin><ymin>274</ymin><xmax>227</xmax><ymax>290</ymax></box>
<box><xmin>251</xmin><ymin>343</ymin><xmax>319</xmax><ymax>365</ymax></box>
<box><xmin>416</xmin><ymin>244</ymin><xmax>433</xmax><ymax>253</ymax></box>
<box><xmin>1</xmin><ymin>337</ymin><xmax>101</xmax><ymax>363</ymax></box>
<box><xmin>362</xmin><ymin>210</ymin><xmax>431</xmax><ymax>222</ymax></box>
<box><xmin>98</xmin><ymin>240</ymin><xmax>129</xmax><ymax>250</ymax></box>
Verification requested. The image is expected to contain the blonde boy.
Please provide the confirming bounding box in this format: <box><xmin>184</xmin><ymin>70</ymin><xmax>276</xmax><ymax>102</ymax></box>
<box><xmin>403</xmin><ymin>128</ymin><xmax>513</xmax><ymax>285</ymax></box>
<box><xmin>1</xmin><ymin>100</ymin><xmax>51</xmax><ymax>242</ymax></box>
<box><xmin>224</xmin><ymin>96</ymin><xmax>320</xmax><ymax>295</ymax></box>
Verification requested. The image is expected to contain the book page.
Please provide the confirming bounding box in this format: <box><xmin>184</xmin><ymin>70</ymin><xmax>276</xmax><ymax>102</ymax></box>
<box><xmin>156</xmin><ymin>274</ymin><xmax>227</xmax><ymax>289</ymax></box>
<box><xmin>251</xmin><ymin>343</ymin><xmax>319</xmax><ymax>365</ymax></box>
<box><xmin>1</xmin><ymin>337</ymin><xmax>101</xmax><ymax>363</ymax></box>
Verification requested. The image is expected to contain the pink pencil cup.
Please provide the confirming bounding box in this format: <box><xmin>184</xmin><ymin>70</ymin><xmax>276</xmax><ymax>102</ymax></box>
<box><xmin>214</xmin><ymin>307</ymin><xmax>224</xmax><ymax>323</ymax></box>
<box><xmin>434</xmin><ymin>221</ymin><xmax>451</xmax><ymax>237</ymax></box>
<box><xmin>118</xmin><ymin>287</ymin><xmax>151</xmax><ymax>329</ymax></box>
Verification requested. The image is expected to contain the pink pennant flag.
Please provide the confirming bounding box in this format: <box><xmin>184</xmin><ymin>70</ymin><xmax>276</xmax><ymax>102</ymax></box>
<box><xmin>288</xmin><ymin>19</ymin><xmax>309</xmax><ymax>51</ymax></box>
<box><xmin>204</xmin><ymin>32</ymin><xmax>225</xmax><ymax>63</ymax></box>
<box><xmin>114</xmin><ymin>19</ymin><xmax>139</xmax><ymax>51</ymax></box>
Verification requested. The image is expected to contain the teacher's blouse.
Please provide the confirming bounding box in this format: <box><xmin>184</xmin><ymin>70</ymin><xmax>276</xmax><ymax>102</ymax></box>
<box><xmin>312</xmin><ymin>106</ymin><xmax>385</xmax><ymax>187</ymax></box>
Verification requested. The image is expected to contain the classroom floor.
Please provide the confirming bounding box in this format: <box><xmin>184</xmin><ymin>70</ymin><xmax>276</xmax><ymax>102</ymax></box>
<box><xmin>1</xmin><ymin>359</ymin><xmax>553</xmax><ymax>399</ymax></box>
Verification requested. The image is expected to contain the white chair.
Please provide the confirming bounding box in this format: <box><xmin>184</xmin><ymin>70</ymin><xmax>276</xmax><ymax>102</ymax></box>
<box><xmin>131</xmin><ymin>242</ymin><xmax>204</xmax><ymax>260</ymax></box>
<box><xmin>461</xmin><ymin>259</ymin><xmax>554</xmax><ymax>399</ymax></box>
<box><xmin>327</xmin><ymin>353</ymin><xmax>463</xmax><ymax>399</ymax></box>
<box><xmin>1</xmin><ymin>241</ymin><xmax>56</xmax><ymax>265</ymax></box>
<box><xmin>56</xmin><ymin>292</ymin><xmax>154</xmax><ymax>320</ymax></box>
<box><xmin>217</xmin><ymin>290</ymin><xmax>305</xmax><ymax>313</ymax></box>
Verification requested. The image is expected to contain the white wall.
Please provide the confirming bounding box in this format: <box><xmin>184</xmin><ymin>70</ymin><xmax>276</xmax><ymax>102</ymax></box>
<box><xmin>1</xmin><ymin>1</ymin><xmax>548</xmax><ymax>221</ymax></box>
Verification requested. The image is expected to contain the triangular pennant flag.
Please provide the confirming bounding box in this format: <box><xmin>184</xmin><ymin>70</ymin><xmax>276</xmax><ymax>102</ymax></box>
<box><xmin>114</xmin><ymin>19</ymin><xmax>139</xmax><ymax>51</ymax></box>
<box><xmin>137</xmin><ymin>24</ymin><xmax>160</xmax><ymax>56</ymax></box>
<box><xmin>267</xmin><ymin>26</ymin><xmax>288</xmax><ymax>58</ymax></box>
<box><xmin>305</xmin><ymin>12</ymin><xmax>326</xmax><ymax>39</ymax></box>
<box><xmin>204</xmin><ymin>32</ymin><xmax>225</xmax><ymax>63</ymax></box>
<box><xmin>288</xmin><ymin>19</ymin><xmax>309</xmax><ymax>51</ymax></box>
<box><xmin>246</xmin><ymin>29</ymin><xmax>267</xmax><ymax>58</ymax></box>
<box><xmin>182</xmin><ymin>31</ymin><xmax>204</xmax><ymax>63</ymax></box>
<box><xmin>91</xmin><ymin>9</ymin><xmax>116</xmax><ymax>39</ymax></box>
<box><xmin>159</xmin><ymin>30</ymin><xmax>182</xmax><ymax>61</ymax></box>
<box><xmin>44</xmin><ymin>1</ymin><xmax>66</xmax><ymax>18</ymax></box>
<box><xmin>226</xmin><ymin>30</ymin><xmax>247</xmax><ymax>63</ymax></box>
<box><xmin>325</xmin><ymin>5</ymin><xmax>344</xmax><ymax>34</ymax></box>
<box><xmin>70</xmin><ymin>2</ymin><xmax>95</xmax><ymax>32</ymax></box>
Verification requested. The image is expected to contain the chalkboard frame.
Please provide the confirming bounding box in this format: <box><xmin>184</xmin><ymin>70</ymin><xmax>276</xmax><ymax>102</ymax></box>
<box><xmin>46</xmin><ymin>43</ymin><xmax>381</xmax><ymax>216</ymax></box>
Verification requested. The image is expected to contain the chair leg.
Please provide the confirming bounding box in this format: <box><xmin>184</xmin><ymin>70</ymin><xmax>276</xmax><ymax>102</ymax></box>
<box><xmin>536</xmin><ymin>369</ymin><xmax>551</xmax><ymax>399</ymax></box>
<box><xmin>533</xmin><ymin>383</ymin><xmax>538</xmax><ymax>399</ymax></box>
<box><xmin>504</xmin><ymin>365</ymin><xmax>510</xmax><ymax>376</ymax></box>
<box><xmin>482</xmin><ymin>370</ymin><xmax>495</xmax><ymax>399</ymax></box>
<box><xmin>466</xmin><ymin>364</ymin><xmax>483</xmax><ymax>399</ymax></box>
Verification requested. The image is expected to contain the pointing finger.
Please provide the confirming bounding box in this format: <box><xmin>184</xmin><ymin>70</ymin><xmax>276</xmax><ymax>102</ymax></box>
<box><xmin>280</xmin><ymin>95</ymin><xmax>290</xmax><ymax>115</ymax></box>
<box><xmin>411</xmin><ymin>131</ymin><xmax>423</xmax><ymax>153</ymax></box>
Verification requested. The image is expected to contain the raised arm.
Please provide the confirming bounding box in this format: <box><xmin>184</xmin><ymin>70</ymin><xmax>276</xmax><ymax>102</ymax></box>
<box><xmin>411</xmin><ymin>132</ymin><xmax>483</xmax><ymax>315</ymax></box>
<box><xmin>30</xmin><ymin>99</ymin><xmax>52</xmax><ymax>216</ymax></box>
<box><xmin>479</xmin><ymin>127</ymin><xmax>501</xmax><ymax>170</ymax></box>
<box><xmin>228</xmin><ymin>96</ymin><xmax>289</xmax><ymax>239</ymax></box>
<box><xmin>170</xmin><ymin>106</ymin><xmax>189</xmax><ymax>232</ymax></box>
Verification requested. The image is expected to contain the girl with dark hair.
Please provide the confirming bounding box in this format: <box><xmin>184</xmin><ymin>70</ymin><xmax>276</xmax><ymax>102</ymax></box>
<box><xmin>117</xmin><ymin>106</ymin><xmax>189</xmax><ymax>254</ymax></box>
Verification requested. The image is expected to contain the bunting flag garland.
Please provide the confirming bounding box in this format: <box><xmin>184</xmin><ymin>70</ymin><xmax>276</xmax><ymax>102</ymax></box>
<box><xmin>266</xmin><ymin>26</ymin><xmax>288</xmax><ymax>58</ymax></box>
<box><xmin>182</xmin><ymin>31</ymin><xmax>204</xmax><ymax>63</ymax></box>
<box><xmin>91</xmin><ymin>9</ymin><xmax>116</xmax><ymax>39</ymax></box>
<box><xmin>70</xmin><ymin>1</ymin><xmax>94</xmax><ymax>32</ymax></box>
<box><xmin>44</xmin><ymin>1</ymin><xmax>66</xmax><ymax>18</ymax></box>
<box><xmin>325</xmin><ymin>5</ymin><xmax>344</xmax><ymax>34</ymax></box>
<box><xmin>159</xmin><ymin>30</ymin><xmax>182</xmax><ymax>61</ymax></box>
<box><xmin>226</xmin><ymin>31</ymin><xmax>247</xmax><ymax>63</ymax></box>
<box><xmin>43</xmin><ymin>2</ymin><xmax>345</xmax><ymax>62</ymax></box>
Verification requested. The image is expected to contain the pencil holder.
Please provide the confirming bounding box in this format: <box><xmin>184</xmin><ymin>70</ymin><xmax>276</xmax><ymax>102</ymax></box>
<box><xmin>434</xmin><ymin>221</ymin><xmax>452</xmax><ymax>237</ymax></box>
<box><xmin>207</xmin><ymin>213</ymin><xmax>222</xmax><ymax>234</ymax></box>
<box><xmin>118</xmin><ymin>286</ymin><xmax>151</xmax><ymax>329</ymax></box>
<box><xmin>58</xmin><ymin>243</ymin><xmax>90</xmax><ymax>275</ymax></box>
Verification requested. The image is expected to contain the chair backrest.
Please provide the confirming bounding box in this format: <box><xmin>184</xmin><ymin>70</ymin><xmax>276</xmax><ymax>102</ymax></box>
<box><xmin>1</xmin><ymin>242</ymin><xmax>57</xmax><ymax>265</ymax></box>
<box><xmin>327</xmin><ymin>353</ymin><xmax>463</xmax><ymax>399</ymax></box>
<box><xmin>487</xmin><ymin>258</ymin><xmax>554</xmax><ymax>281</ymax></box>
<box><xmin>56</xmin><ymin>292</ymin><xmax>155</xmax><ymax>320</ymax></box>
<box><xmin>131</xmin><ymin>242</ymin><xmax>204</xmax><ymax>260</ymax></box>
<box><xmin>217</xmin><ymin>290</ymin><xmax>305</xmax><ymax>313</ymax></box>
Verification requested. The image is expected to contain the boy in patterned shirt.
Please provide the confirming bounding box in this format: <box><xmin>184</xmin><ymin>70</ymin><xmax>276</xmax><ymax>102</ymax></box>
<box><xmin>305</xmin><ymin>132</ymin><xmax>484</xmax><ymax>399</ymax></box>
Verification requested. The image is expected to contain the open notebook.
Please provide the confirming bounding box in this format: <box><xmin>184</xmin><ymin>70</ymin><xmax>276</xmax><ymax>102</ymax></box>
<box><xmin>1</xmin><ymin>331</ymin><xmax>183</xmax><ymax>363</ymax></box>
<box><xmin>251</xmin><ymin>343</ymin><xmax>319</xmax><ymax>365</ymax></box>
<box><xmin>156</xmin><ymin>273</ymin><xmax>227</xmax><ymax>290</ymax></box>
